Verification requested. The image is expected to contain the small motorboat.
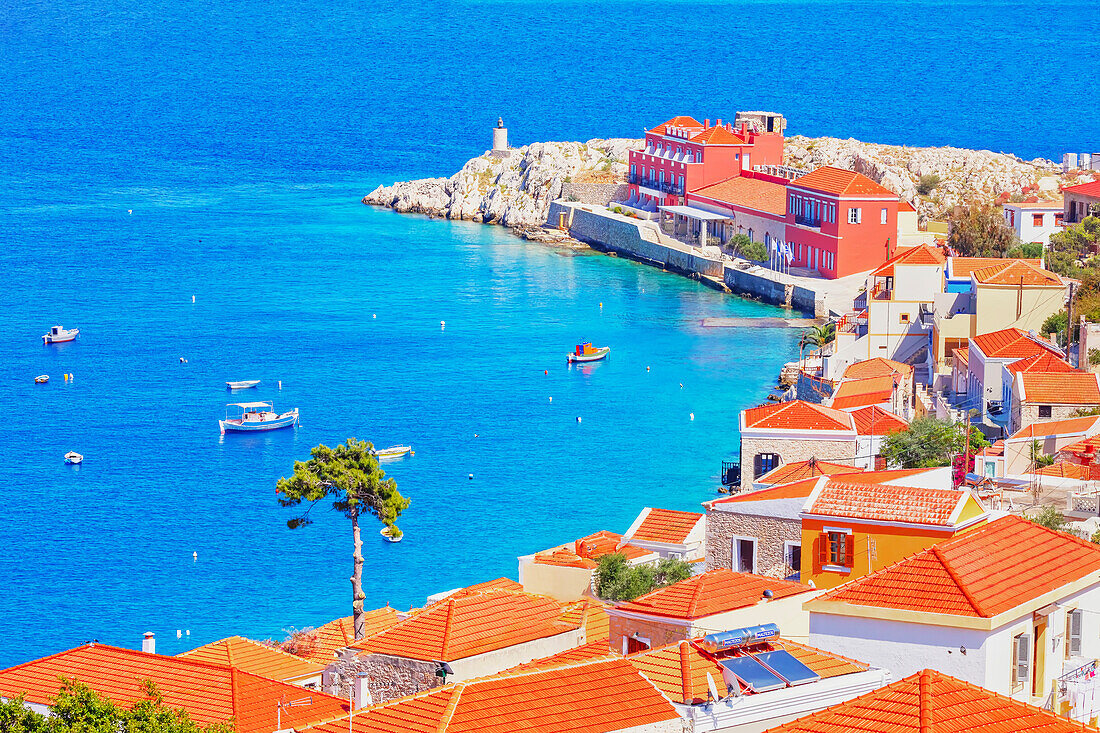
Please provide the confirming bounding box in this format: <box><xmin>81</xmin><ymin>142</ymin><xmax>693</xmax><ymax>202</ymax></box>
<box><xmin>380</xmin><ymin>526</ymin><xmax>403</xmax><ymax>543</ymax></box>
<box><xmin>43</xmin><ymin>326</ymin><xmax>79</xmax><ymax>344</ymax></box>
<box><xmin>35</xmin><ymin>375</ymin><xmax>49</xmax><ymax>384</ymax></box>
<box><xmin>567</xmin><ymin>343</ymin><xmax>610</xmax><ymax>363</ymax></box>
<box><xmin>373</xmin><ymin>445</ymin><xmax>413</xmax><ymax>459</ymax></box>
<box><xmin>64</xmin><ymin>451</ymin><xmax>83</xmax><ymax>465</ymax></box>
<box><xmin>226</xmin><ymin>380</ymin><xmax>261</xmax><ymax>390</ymax></box>
<box><xmin>219</xmin><ymin>401</ymin><xmax>299</xmax><ymax>434</ymax></box>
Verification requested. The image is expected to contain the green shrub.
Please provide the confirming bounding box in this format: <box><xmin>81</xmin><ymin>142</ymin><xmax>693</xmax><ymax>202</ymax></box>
<box><xmin>916</xmin><ymin>174</ymin><xmax>941</xmax><ymax>195</ymax></box>
<box><xmin>595</xmin><ymin>553</ymin><xmax>694</xmax><ymax>601</ymax></box>
<box><xmin>1027</xmin><ymin>506</ymin><xmax>1068</xmax><ymax>532</ymax></box>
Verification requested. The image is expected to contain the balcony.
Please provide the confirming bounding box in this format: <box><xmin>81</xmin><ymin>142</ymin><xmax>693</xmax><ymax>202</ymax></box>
<box><xmin>871</xmin><ymin>282</ymin><xmax>892</xmax><ymax>301</ymax></box>
<box><xmin>628</xmin><ymin>173</ymin><xmax>684</xmax><ymax>196</ymax></box>
<box><xmin>794</xmin><ymin>214</ymin><xmax>822</xmax><ymax>228</ymax></box>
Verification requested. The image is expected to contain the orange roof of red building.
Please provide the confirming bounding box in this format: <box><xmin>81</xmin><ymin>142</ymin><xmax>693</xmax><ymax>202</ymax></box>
<box><xmin>0</xmin><ymin>644</ymin><xmax>347</xmax><ymax>733</ymax></box>
<box><xmin>791</xmin><ymin>166</ymin><xmax>897</xmax><ymax>198</ymax></box>
<box><xmin>742</xmin><ymin>400</ymin><xmax>854</xmax><ymax>432</ymax></box>
<box><xmin>806</xmin><ymin>481</ymin><xmax>969</xmax><ymax>526</ymax></box>
<box><xmin>629</xmin><ymin>507</ymin><xmax>704</xmax><ymax>544</ymax></box>
<box><xmin>1064</xmin><ymin>179</ymin><xmax>1100</xmax><ymax>198</ymax></box>
<box><xmin>971</xmin><ymin>327</ymin><xmax>1060</xmax><ymax>359</ymax></box>
<box><xmin>830</xmin><ymin>375</ymin><xmax>896</xmax><ymax>410</ymax></box>
<box><xmin>768</xmin><ymin>669</ymin><xmax>1090</xmax><ymax>733</ymax></box>
<box><xmin>1020</xmin><ymin>372</ymin><xmax>1100</xmax><ymax>405</ymax></box>
<box><xmin>1006</xmin><ymin>350</ymin><xmax>1076</xmax><ymax>374</ymax></box>
<box><xmin>973</xmin><ymin>258</ymin><xmax>1062</xmax><ymax>286</ymax></box>
<box><xmin>869</xmin><ymin>244</ymin><xmax>946</xmax><ymax>277</ymax></box>
<box><xmin>613</xmin><ymin>569</ymin><xmax>811</xmax><ymax>620</ymax></box>
<box><xmin>757</xmin><ymin>459</ymin><xmax>864</xmax><ymax>485</ymax></box>
<box><xmin>304</xmin><ymin>658</ymin><xmax>679</xmax><ymax>733</ymax></box>
<box><xmin>358</xmin><ymin>589</ymin><xmax>577</xmax><ymax>662</ymax></box>
<box><xmin>690</xmin><ymin>125</ymin><xmax>747</xmax><ymax>145</ymax></box>
<box><xmin>178</xmin><ymin>636</ymin><xmax>324</xmax><ymax>681</ymax></box>
<box><xmin>949</xmin><ymin>256</ymin><xmax>1043</xmax><ymax>278</ymax></box>
<box><xmin>842</xmin><ymin>357</ymin><xmax>913</xmax><ymax>380</ymax></box>
<box><xmin>629</xmin><ymin>638</ymin><xmax>868</xmax><ymax>705</ymax></box>
<box><xmin>816</xmin><ymin>515</ymin><xmax>1100</xmax><ymax>617</ymax></box>
<box><xmin>648</xmin><ymin>115</ymin><xmax>703</xmax><ymax>134</ymax></box>
<box><xmin>690</xmin><ymin>176</ymin><xmax>787</xmax><ymax>215</ymax></box>
<box><xmin>1009</xmin><ymin>415</ymin><xmax>1100</xmax><ymax>440</ymax></box>
<box><xmin>850</xmin><ymin>405</ymin><xmax>908</xmax><ymax>436</ymax></box>
<box><xmin>899</xmin><ymin>200</ymin><xmax>916</xmax><ymax>212</ymax></box>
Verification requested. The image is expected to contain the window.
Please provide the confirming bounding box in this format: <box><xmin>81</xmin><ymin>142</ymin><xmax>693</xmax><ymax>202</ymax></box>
<box><xmin>848</xmin><ymin>208</ymin><xmax>861</xmax><ymax>224</ymax></box>
<box><xmin>747</xmin><ymin>228</ymin><xmax>754</xmax><ymax>242</ymax></box>
<box><xmin>735</xmin><ymin>153</ymin><xmax>740</xmax><ymax>160</ymax></box>
<box><xmin>881</xmin><ymin>208</ymin><xmax>888</xmax><ymax>224</ymax></box>
<box><xmin>753</xmin><ymin>452</ymin><xmax>779</xmax><ymax>477</ymax></box>
<box><xmin>733</xmin><ymin>537</ymin><xmax>757</xmax><ymax>574</ymax></box>
<box><xmin>625</xmin><ymin>634</ymin><xmax>651</xmax><ymax>655</ymax></box>
<box><xmin>1067</xmin><ymin>609</ymin><xmax>1082</xmax><ymax>658</ymax></box>
<box><xmin>1056</xmin><ymin>213</ymin><xmax>1064</xmax><ymax>225</ymax></box>
<box><xmin>784</xmin><ymin>542</ymin><xmax>802</xmax><ymax>576</ymax></box>
<box><xmin>1033</xmin><ymin>213</ymin><xmax>1044</xmax><ymax>227</ymax></box>
<box><xmin>900</xmin><ymin>313</ymin><xmax>910</xmax><ymax>323</ymax></box>
<box><xmin>1039</xmin><ymin>405</ymin><xmax>1052</xmax><ymax>418</ymax></box>
<box><xmin>1012</xmin><ymin>633</ymin><xmax>1031</xmax><ymax>688</ymax></box>
<box><xmin>630</xmin><ymin>164</ymin><xmax>636</xmax><ymax>177</ymax></box>
<box><xmin>819</xmin><ymin>531</ymin><xmax>853</xmax><ymax>568</ymax></box>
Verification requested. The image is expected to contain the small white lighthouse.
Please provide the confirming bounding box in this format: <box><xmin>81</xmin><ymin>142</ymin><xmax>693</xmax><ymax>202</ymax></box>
<box><xmin>491</xmin><ymin>117</ymin><xmax>509</xmax><ymax>156</ymax></box>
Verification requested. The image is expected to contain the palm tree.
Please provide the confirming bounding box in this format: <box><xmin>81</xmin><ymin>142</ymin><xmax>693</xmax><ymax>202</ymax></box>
<box><xmin>802</xmin><ymin>322</ymin><xmax>836</xmax><ymax>347</ymax></box>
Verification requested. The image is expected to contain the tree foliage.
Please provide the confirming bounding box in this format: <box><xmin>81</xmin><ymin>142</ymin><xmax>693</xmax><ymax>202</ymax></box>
<box><xmin>277</xmin><ymin>439</ymin><xmax>409</xmax><ymax>638</ymax></box>
<box><xmin>946</xmin><ymin>204</ymin><xmax>1018</xmax><ymax>257</ymax></box>
<box><xmin>0</xmin><ymin>679</ymin><xmax>233</xmax><ymax>733</ymax></box>
<box><xmin>802</xmin><ymin>323</ymin><xmax>836</xmax><ymax>347</ymax></box>
<box><xmin>916</xmin><ymin>174</ymin><xmax>941</xmax><ymax>196</ymax></box>
<box><xmin>1027</xmin><ymin>505</ymin><xmax>1068</xmax><ymax>532</ymax></box>
<box><xmin>729</xmin><ymin>233</ymin><xmax>767</xmax><ymax>262</ymax></box>
<box><xmin>594</xmin><ymin>553</ymin><xmax>693</xmax><ymax>602</ymax></box>
<box><xmin>880</xmin><ymin>416</ymin><xmax>990</xmax><ymax>468</ymax></box>
<box><xmin>1003</xmin><ymin>242</ymin><xmax>1044</xmax><ymax>259</ymax></box>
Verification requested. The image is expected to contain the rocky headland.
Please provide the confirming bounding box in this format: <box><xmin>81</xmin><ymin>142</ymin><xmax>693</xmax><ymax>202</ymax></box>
<box><xmin>364</xmin><ymin>136</ymin><xmax>1095</xmax><ymax>229</ymax></box>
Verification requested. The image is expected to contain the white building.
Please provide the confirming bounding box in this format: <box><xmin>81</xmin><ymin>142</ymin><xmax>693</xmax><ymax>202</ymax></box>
<box><xmin>805</xmin><ymin>515</ymin><xmax>1100</xmax><ymax>707</ymax></box>
<box><xmin>1002</xmin><ymin>199</ymin><xmax>1064</xmax><ymax>247</ymax></box>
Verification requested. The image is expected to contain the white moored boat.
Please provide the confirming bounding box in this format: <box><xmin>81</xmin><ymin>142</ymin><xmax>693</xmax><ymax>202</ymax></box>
<box><xmin>226</xmin><ymin>380</ymin><xmax>261</xmax><ymax>390</ymax></box>
<box><xmin>219</xmin><ymin>401</ymin><xmax>299</xmax><ymax>434</ymax></box>
<box><xmin>373</xmin><ymin>445</ymin><xmax>413</xmax><ymax>459</ymax></box>
<box><xmin>380</xmin><ymin>526</ymin><xmax>403</xmax><ymax>542</ymax></box>
<box><xmin>64</xmin><ymin>451</ymin><xmax>83</xmax><ymax>465</ymax></box>
<box><xmin>567</xmin><ymin>342</ymin><xmax>611</xmax><ymax>363</ymax></box>
<box><xmin>43</xmin><ymin>325</ymin><xmax>79</xmax><ymax>344</ymax></box>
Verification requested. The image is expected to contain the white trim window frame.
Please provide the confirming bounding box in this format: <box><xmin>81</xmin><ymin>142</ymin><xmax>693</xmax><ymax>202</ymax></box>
<box><xmin>783</xmin><ymin>541</ymin><xmax>802</xmax><ymax>574</ymax></box>
<box><xmin>731</xmin><ymin>536</ymin><xmax>759</xmax><ymax>575</ymax></box>
<box><xmin>849</xmin><ymin>207</ymin><xmax>861</xmax><ymax>224</ymax></box>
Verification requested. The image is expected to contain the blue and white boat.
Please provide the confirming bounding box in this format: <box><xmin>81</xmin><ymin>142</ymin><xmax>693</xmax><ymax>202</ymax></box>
<box><xmin>219</xmin><ymin>401</ymin><xmax>299</xmax><ymax>434</ymax></box>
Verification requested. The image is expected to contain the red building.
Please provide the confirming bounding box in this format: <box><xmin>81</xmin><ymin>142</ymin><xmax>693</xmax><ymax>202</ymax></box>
<box><xmin>783</xmin><ymin>166</ymin><xmax>900</xmax><ymax>279</ymax></box>
<box><xmin>627</xmin><ymin>112</ymin><xmax>785</xmax><ymax>208</ymax></box>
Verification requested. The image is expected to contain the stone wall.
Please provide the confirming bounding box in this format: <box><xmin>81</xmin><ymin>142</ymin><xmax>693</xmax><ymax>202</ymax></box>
<box><xmin>561</xmin><ymin>182</ymin><xmax>631</xmax><ymax>206</ymax></box>
<box><xmin>325</xmin><ymin>652</ymin><xmax>442</xmax><ymax>705</ymax></box>
<box><xmin>740</xmin><ymin>437</ymin><xmax>857</xmax><ymax>481</ymax></box>
<box><xmin>723</xmin><ymin>266</ymin><xmax>819</xmax><ymax>315</ymax></box>
<box><xmin>705</xmin><ymin>510</ymin><xmax>800</xmax><ymax>576</ymax></box>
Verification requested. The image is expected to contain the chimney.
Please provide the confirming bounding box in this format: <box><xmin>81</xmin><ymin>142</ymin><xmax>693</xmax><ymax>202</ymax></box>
<box><xmin>716</xmin><ymin>118</ymin><xmax>722</xmax><ymax>127</ymax></box>
<box><xmin>351</xmin><ymin>675</ymin><xmax>373</xmax><ymax>710</ymax></box>
<box><xmin>704</xmin><ymin>118</ymin><xmax>710</xmax><ymax>129</ymax></box>
<box><xmin>142</xmin><ymin>632</ymin><xmax>155</xmax><ymax>654</ymax></box>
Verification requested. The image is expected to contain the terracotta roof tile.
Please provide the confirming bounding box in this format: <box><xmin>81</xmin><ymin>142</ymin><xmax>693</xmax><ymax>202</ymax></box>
<box><xmin>850</xmin><ymin>405</ymin><xmax>908</xmax><ymax>436</ymax></box>
<box><xmin>0</xmin><ymin>644</ymin><xmax>347</xmax><ymax>733</ymax></box>
<box><xmin>613</xmin><ymin>569</ymin><xmax>811</xmax><ymax>620</ymax></box>
<box><xmin>842</xmin><ymin>358</ymin><xmax>914</xmax><ymax>380</ymax></box>
<box><xmin>1064</xmin><ymin>180</ymin><xmax>1100</xmax><ymax>198</ymax></box>
<box><xmin>949</xmin><ymin>256</ymin><xmax>1043</xmax><ymax>278</ymax></box>
<box><xmin>742</xmin><ymin>400</ymin><xmax>854</xmax><ymax>432</ymax></box>
<box><xmin>297</xmin><ymin>609</ymin><xmax>401</xmax><ymax>661</ymax></box>
<box><xmin>558</xmin><ymin>600</ymin><xmax>610</xmax><ymax>645</ymax></box>
<box><xmin>709</xmin><ymin>478</ymin><xmax>823</xmax><ymax>506</ymax></box>
<box><xmin>503</xmin><ymin>642</ymin><xmax>618</xmax><ymax>674</ymax></box>
<box><xmin>532</xmin><ymin>547</ymin><xmax>598</xmax><ymax>569</ymax></box>
<box><xmin>629</xmin><ymin>508</ymin><xmax>703</xmax><ymax>544</ymax></box>
<box><xmin>304</xmin><ymin>657</ymin><xmax>679</xmax><ymax>733</ymax></box>
<box><xmin>690</xmin><ymin>176</ymin><xmax>787</xmax><ymax>215</ymax></box>
<box><xmin>768</xmin><ymin>669</ymin><xmax>1090</xmax><ymax>733</ymax></box>
<box><xmin>178</xmin><ymin>636</ymin><xmax>324</xmax><ymax>682</ymax></box>
<box><xmin>830</xmin><ymin>375</ymin><xmax>897</xmax><ymax>409</ymax></box>
<box><xmin>757</xmin><ymin>459</ymin><xmax>864</xmax><ymax>485</ymax></box>
<box><xmin>1020</xmin><ymin>372</ymin><xmax>1100</xmax><ymax>404</ymax></box>
<box><xmin>953</xmin><ymin>346</ymin><xmax>969</xmax><ymax>365</ymax></box>
<box><xmin>358</xmin><ymin>589</ymin><xmax>576</xmax><ymax>662</ymax></box>
<box><xmin>1009</xmin><ymin>415</ymin><xmax>1100</xmax><ymax>440</ymax></box>
<box><xmin>790</xmin><ymin>166</ymin><xmax>897</xmax><ymax>198</ymax></box>
<box><xmin>869</xmin><ymin>245</ymin><xmax>946</xmax><ymax>277</ymax></box>
<box><xmin>816</xmin><ymin>515</ymin><xmax>1100</xmax><ymax>617</ymax></box>
<box><xmin>1006</xmin><ymin>351</ymin><xmax>1077</xmax><ymax>374</ymax></box>
<box><xmin>690</xmin><ymin>125</ymin><xmax>747</xmax><ymax>145</ymax></box>
<box><xmin>1034</xmin><ymin>461</ymin><xmax>1091</xmax><ymax>480</ymax></box>
<box><xmin>648</xmin><ymin>115</ymin><xmax>703</xmax><ymax>134</ymax></box>
<box><xmin>973</xmin><ymin>259</ymin><xmax>1062</xmax><ymax>286</ymax></box>
<box><xmin>807</xmin><ymin>481</ymin><xmax>967</xmax><ymax>526</ymax></box>
<box><xmin>971</xmin><ymin>327</ymin><xmax>1061</xmax><ymax>359</ymax></box>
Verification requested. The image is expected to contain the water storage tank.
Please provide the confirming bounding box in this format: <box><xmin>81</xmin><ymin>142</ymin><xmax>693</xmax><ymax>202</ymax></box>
<box><xmin>699</xmin><ymin>623</ymin><xmax>781</xmax><ymax>653</ymax></box>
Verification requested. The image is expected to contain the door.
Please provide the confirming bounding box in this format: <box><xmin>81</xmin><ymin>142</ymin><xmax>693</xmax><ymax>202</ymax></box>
<box><xmin>1033</xmin><ymin>620</ymin><xmax>1047</xmax><ymax>697</ymax></box>
<box><xmin>626</xmin><ymin>635</ymin><xmax>650</xmax><ymax>654</ymax></box>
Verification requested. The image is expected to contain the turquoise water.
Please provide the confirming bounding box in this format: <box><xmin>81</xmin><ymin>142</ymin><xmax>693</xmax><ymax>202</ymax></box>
<box><xmin>2</xmin><ymin>0</ymin><xmax>1095</xmax><ymax>666</ymax></box>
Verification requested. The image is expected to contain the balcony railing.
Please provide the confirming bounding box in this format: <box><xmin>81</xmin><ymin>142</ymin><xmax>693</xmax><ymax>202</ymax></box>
<box><xmin>628</xmin><ymin>173</ymin><xmax>684</xmax><ymax>196</ymax></box>
<box><xmin>794</xmin><ymin>214</ymin><xmax>821</xmax><ymax>228</ymax></box>
<box><xmin>721</xmin><ymin>461</ymin><xmax>741</xmax><ymax>488</ymax></box>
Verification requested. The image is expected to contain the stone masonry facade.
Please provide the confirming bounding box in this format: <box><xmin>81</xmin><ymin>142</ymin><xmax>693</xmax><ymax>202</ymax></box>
<box><xmin>325</xmin><ymin>652</ymin><xmax>442</xmax><ymax>705</ymax></box>
<box><xmin>739</xmin><ymin>436</ymin><xmax>857</xmax><ymax>484</ymax></box>
<box><xmin>705</xmin><ymin>510</ymin><xmax>801</xmax><ymax>576</ymax></box>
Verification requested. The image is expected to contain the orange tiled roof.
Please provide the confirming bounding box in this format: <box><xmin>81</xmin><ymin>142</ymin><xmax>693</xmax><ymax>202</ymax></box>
<box><xmin>302</xmin><ymin>609</ymin><xmax>401</xmax><ymax>659</ymax></box>
<box><xmin>742</xmin><ymin>400</ymin><xmax>854</xmax><ymax>432</ymax></box>
<box><xmin>807</xmin><ymin>481</ymin><xmax>967</xmax><ymax>526</ymax></box>
<box><xmin>869</xmin><ymin>245</ymin><xmax>946</xmax><ymax>277</ymax></box>
<box><xmin>833</xmin><ymin>468</ymin><xmax>939</xmax><ymax>484</ymax></box>
<box><xmin>791</xmin><ymin>166</ymin><xmax>897</xmax><ymax>198</ymax></box>
<box><xmin>648</xmin><ymin>115</ymin><xmax>703</xmax><ymax>134</ymax></box>
<box><xmin>842</xmin><ymin>357</ymin><xmax>914</xmax><ymax>380</ymax></box>
<box><xmin>1020</xmin><ymin>372</ymin><xmax>1100</xmax><ymax>404</ymax></box>
<box><xmin>953</xmin><ymin>346</ymin><xmax>969</xmax><ymax>365</ymax></box>
<box><xmin>449</xmin><ymin>577</ymin><xmax>524</xmax><ymax>597</ymax></box>
<box><xmin>0</xmin><ymin>644</ymin><xmax>347</xmax><ymax>733</ymax></box>
<box><xmin>1009</xmin><ymin>415</ymin><xmax>1100</xmax><ymax>440</ymax></box>
<box><xmin>830</xmin><ymin>375</ymin><xmax>896</xmax><ymax>409</ymax></box>
<box><xmin>559</xmin><ymin>599</ymin><xmax>610</xmax><ymax>645</ymax></box>
<box><xmin>973</xmin><ymin>259</ymin><xmax>1062</xmax><ymax>286</ymax></box>
<box><xmin>1006</xmin><ymin>351</ymin><xmax>1076</xmax><ymax>374</ymax></box>
<box><xmin>690</xmin><ymin>125</ymin><xmax>747</xmax><ymax>145</ymax></box>
<box><xmin>971</xmin><ymin>327</ymin><xmax>1060</xmax><ymax>359</ymax></box>
<box><xmin>1063</xmin><ymin>180</ymin><xmax>1100</xmax><ymax>198</ymax></box>
<box><xmin>816</xmin><ymin>515</ymin><xmax>1100</xmax><ymax>617</ymax></box>
<box><xmin>850</xmin><ymin>405</ymin><xmax>908</xmax><ymax>436</ymax></box>
<box><xmin>178</xmin><ymin>636</ymin><xmax>324</xmax><ymax>681</ymax></box>
<box><xmin>768</xmin><ymin>669</ymin><xmax>1090</xmax><ymax>733</ymax></box>
<box><xmin>1034</xmin><ymin>461</ymin><xmax>1091</xmax><ymax>480</ymax></box>
<box><xmin>303</xmin><ymin>657</ymin><xmax>679</xmax><ymax>733</ymax></box>
<box><xmin>757</xmin><ymin>459</ymin><xmax>864</xmax><ymax>485</ymax></box>
<box><xmin>532</xmin><ymin>547</ymin><xmax>599</xmax><ymax>569</ymax></box>
<box><xmin>613</xmin><ymin>569</ymin><xmax>811</xmax><ymax>620</ymax></box>
<box><xmin>949</xmin><ymin>256</ymin><xmax>1043</xmax><ymax>278</ymax></box>
<box><xmin>977</xmin><ymin>440</ymin><xmax>1005</xmax><ymax>457</ymax></box>
<box><xmin>630</xmin><ymin>507</ymin><xmax>703</xmax><ymax>544</ymax></box>
<box><xmin>709</xmin><ymin>478</ymin><xmax>823</xmax><ymax>506</ymax></box>
<box><xmin>504</xmin><ymin>642</ymin><xmax>619</xmax><ymax>674</ymax></box>
<box><xmin>899</xmin><ymin>200</ymin><xmax>916</xmax><ymax>212</ymax></box>
<box><xmin>533</xmin><ymin>530</ymin><xmax>651</xmax><ymax>569</ymax></box>
<box><xmin>358</xmin><ymin>589</ymin><xmax>576</xmax><ymax>662</ymax></box>
<box><xmin>690</xmin><ymin>176</ymin><xmax>787</xmax><ymax>215</ymax></box>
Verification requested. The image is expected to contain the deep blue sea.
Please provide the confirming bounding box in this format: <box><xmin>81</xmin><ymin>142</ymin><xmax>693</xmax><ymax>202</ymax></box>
<box><xmin>1</xmin><ymin>0</ymin><xmax>1096</xmax><ymax>666</ymax></box>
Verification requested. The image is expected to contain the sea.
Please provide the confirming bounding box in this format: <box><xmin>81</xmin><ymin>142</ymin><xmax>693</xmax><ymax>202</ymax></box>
<box><xmin>0</xmin><ymin>0</ymin><xmax>1096</xmax><ymax>666</ymax></box>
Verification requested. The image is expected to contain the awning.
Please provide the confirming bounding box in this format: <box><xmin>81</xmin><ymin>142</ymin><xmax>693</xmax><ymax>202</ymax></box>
<box><xmin>228</xmin><ymin>401</ymin><xmax>272</xmax><ymax>408</ymax></box>
<box><xmin>658</xmin><ymin>205</ymin><xmax>730</xmax><ymax>221</ymax></box>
